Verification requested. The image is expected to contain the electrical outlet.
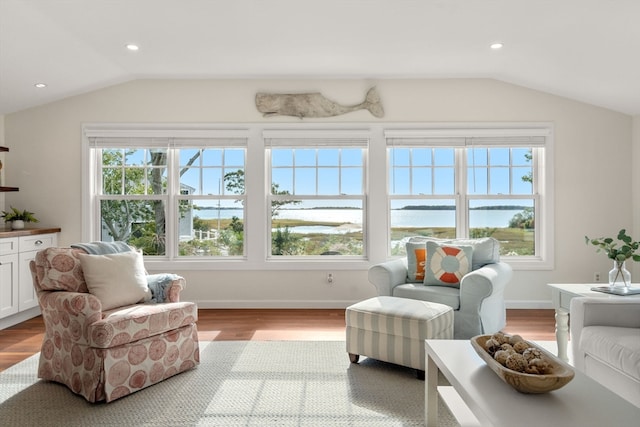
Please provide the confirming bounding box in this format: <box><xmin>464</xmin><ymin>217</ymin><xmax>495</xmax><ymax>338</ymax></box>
<box><xmin>327</xmin><ymin>273</ymin><xmax>334</xmax><ymax>284</ymax></box>
<box><xmin>594</xmin><ymin>272</ymin><xmax>601</xmax><ymax>282</ymax></box>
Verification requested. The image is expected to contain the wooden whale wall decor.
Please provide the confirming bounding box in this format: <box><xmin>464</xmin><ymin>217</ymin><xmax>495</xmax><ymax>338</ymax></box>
<box><xmin>255</xmin><ymin>87</ymin><xmax>384</xmax><ymax>118</ymax></box>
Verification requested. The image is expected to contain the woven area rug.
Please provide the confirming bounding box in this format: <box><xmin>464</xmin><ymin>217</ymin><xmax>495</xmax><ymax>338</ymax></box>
<box><xmin>0</xmin><ymin>340</ymin><xmax>458</xmax><ymax>426</ymax></box>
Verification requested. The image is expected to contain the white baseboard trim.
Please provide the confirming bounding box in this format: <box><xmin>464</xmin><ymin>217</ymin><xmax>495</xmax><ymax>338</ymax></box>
<box><xmin>195</xmin><ymin>300</ymin><xmax>359</xmax><ymax>309</ymax></box>
<box><xmin>0</xmin><ymin>307</ymin><xmax>41</xmax><ymax>330</ymax></box>
<box><xmin>194</xmin><ymin>299</ymin><xmax>554</xmax><ymax>310</ymax></box>
<box><xmin>505</xmin><ymin>300</ymin><xmax>553</xmax><ymax>309</ymax></box>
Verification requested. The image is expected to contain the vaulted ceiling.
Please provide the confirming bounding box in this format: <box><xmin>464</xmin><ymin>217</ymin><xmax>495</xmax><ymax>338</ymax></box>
<box><xmin>1</xmin><ymin>0</ymin><xmax>639</xmax><ymax>115</ymax></box>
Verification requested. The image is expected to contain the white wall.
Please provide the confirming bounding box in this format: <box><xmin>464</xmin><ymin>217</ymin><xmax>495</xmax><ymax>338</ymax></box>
<box><xmin>3</xmin><ymin>79</ymin><xmax>634</xmax><ymax>308</ymax></box>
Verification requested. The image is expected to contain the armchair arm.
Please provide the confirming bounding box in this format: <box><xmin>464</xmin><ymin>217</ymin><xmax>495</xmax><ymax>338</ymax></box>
<box><xmin>39</xmin><ymin>291</ymin><xmax>103</xmax><ymax>317</ymax></box>
<box><xmin>147</xmin><ymin>273</ymin><xmax>187</xmax><ymax>303</ymax></box>
<box><xmin>456</xmin><ymin>261</ymin><xmax>512</xmax><ymax>336</ymax></box>
<box><xmin>570</xmin><ymin>297</ymin><xmax>640</xmax><ymax>329</ymax></box>
<box><xmin>459</xmin><ymin>262</ymin><xmax>512</xmax><ymax>309</ymax></box>
<box><xmin>368</xmin><ymin>258</ymin><xmax>409</xmax><ymax>296</ymax></box>
<box><xmin>570</xmin><ymin>297</ymin><xmax>640</xmax><ymax>371</ymax></box>
<box><xmin>38</xmin><ymin>291</ymin><xmax>103</xmax><ymax>344</ymax></box>
<box><xmin>166</xmin><ymin>276</ymin><xmax>185</xmax><ymax>302</ymax></box>
<box><xmin>146</xmin><ymin>274</ymin><xmax>186</xmax><ymax>303</ymax></box>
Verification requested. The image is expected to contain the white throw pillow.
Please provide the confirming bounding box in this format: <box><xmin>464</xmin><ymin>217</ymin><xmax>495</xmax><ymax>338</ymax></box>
<box><xmin>79</xmin><ymin>251</ymin><xmax>151</xmax><ymax>310</ymax></box>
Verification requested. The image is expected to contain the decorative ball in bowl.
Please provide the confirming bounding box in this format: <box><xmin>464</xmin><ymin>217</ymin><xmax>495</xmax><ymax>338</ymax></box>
<box><xmin>470</xmin><ymin>334</ymin><xmax>574</xmax><ymax>394</ymax></box>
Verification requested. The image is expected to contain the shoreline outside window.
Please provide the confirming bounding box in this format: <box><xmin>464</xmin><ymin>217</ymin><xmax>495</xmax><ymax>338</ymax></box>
<box><xmin>388</xmin><ymin>145</ymin><xmax>458</xmax><ymax>254</ymax></box>
<box><xmin>83</xmin><ymin>123</ymin><xmax>552</xmax><ymax>270</ymax></box>
<box><xmin>386</xmin><ymin>129</ymin><xmax>550</xmax><ymax>267</ymax></box>
<box><xmin>264</xmin><ymin>131</ymin><xmax>369</xmax><ymax>258</ymax></box>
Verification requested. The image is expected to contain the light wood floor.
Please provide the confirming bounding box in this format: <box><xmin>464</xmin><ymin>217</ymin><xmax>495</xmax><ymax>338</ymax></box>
<box><xmin>0</xmin><ymin>308</ymin><xmax>555</xmax><ymax>373</ymax></box>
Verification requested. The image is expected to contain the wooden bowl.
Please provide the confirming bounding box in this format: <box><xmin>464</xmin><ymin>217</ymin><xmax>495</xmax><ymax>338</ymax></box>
<box><xmin>470</xmin><ymin>335</ymin><xmax>575</xmax><ymax>394</ymax></box>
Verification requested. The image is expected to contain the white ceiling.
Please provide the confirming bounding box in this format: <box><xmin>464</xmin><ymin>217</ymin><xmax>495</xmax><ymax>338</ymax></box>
<box><xmin>1</xmin><ymin>0</ymin><xmax>639</xmax><ymax>116</ymax></box>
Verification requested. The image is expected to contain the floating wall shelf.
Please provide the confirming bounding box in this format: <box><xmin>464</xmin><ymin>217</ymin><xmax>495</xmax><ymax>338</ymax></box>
<box><xmin>0</xmin><ymin>146</ymin><xmax>19</xmax><ymax>192</ymax></box>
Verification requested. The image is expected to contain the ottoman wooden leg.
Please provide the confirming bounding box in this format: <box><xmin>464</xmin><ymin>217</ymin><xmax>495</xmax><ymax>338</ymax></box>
<box><xmin>348</xmin><ymin>353</ymin><xmax>360</xmax><ymax>363</ymax></box>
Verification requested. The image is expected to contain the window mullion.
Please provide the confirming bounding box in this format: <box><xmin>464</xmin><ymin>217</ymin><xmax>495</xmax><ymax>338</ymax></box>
<box><xmin>430</xmin><ymin>148</ymin><xmax>435</xmax><ymax>194</ymax></box>
<box><xmin>198</xmin><ymin>148</ymin><xmax>205</xmax><ymax>196</ymax></box>
<box><xmin>315</xmin><ymin>150</ymin><xmax>320</xmax><ymax>194</ymax></box>
<box><xmin>95</xmin><ymin>150</ymin><xmax>104</xmax><ymax>196</ymax></box>
<box><xmin>408</xmin><ymin>148</ymin><xmax>413</xmax><ymax>194</ymax></box>
<box><xmin>456</xmin><ymin>147</ymin><xmax>468</xmax><ymax>238</ymax></box>
<box><xmin>143</xmin><ymin>150</ymin><xmax>149</xmax><ymax>195</ymax></box>
<box><xmin>486</xmin><ymin>148</ymin><xmax>491</xmax><ymax>194</ymax></box>
<box><xmin>338</xmin><ymin>149</ymin><xmax>342</xmax><ymax>195</ymax></box>
<box><xmin>292</xmin><ymin>150</ymin><xmax>297</xmax><ymax>195</ymax></box>
<box><xmin>165</xmin><ymin>146</ymin><xmax>179</xmax><ymax>260</ymax></box>
<box><xmin>532</xmin><ymin>147</ymin><xmax>540</xmax><ymax>194</ymax></box>
<box><xmin>119</xmin><ymin>160</ymin><xmax>126</xmax><ymax>195</ymax></box>
<box><xmin>509</xmin><ymin>148</ymin><xmax>514</xmax><ymax>194</ymax></box>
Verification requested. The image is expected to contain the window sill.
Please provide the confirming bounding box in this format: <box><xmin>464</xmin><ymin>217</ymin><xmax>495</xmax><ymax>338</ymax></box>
<box><xmin>144</xmin><ymin>258</ymin><xmax>372</xmax><ymax>271</ymax></box>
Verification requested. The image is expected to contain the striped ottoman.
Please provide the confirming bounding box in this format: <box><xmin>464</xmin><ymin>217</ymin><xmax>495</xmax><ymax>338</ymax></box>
<box><xmin>346</xmin><ymin>296</ymin><xmax>453</xmax><ymax>378</ymax></box>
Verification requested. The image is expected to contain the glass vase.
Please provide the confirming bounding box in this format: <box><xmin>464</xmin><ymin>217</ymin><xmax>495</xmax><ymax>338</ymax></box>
<box><xmin>608</xmin><ymin>260</ymin><xmax>631</xmax><ymax>287</ymax></box>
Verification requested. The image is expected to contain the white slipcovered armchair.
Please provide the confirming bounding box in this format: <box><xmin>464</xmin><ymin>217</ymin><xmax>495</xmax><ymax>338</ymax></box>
<box><xmin>368</xmin><ymin>237</ymin><xmax>512</xmax><ymax>339</ymax></box>
<box><xmin>570</xmin><ymin>297</ymin><xmax>640</xmax><ymax>408</ymax></box>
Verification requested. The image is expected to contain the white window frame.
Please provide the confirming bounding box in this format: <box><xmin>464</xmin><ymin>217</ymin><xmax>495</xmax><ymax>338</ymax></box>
<box><xmin>172</xmin><ymin>142</ymin><xmax>247</xmax><ymax>257</ymax></box>
<box><xmin>82</xmin><ymin>122</ymin><xmax>553</xmax><ymax>271</ymax></box>
<box><xmin>264</xmin><ymin>129</ymin><xmax>370</xmax><ymax>259</ymax></box>
<box><xmin>82</xmin><ymin>124</ymin><xmax>250</xmax><ymax>265</ymax></box>
<box><xmin>384</xmin><ymin>124</ymin><xmax>554</xmax><ymax>270</ymax></box>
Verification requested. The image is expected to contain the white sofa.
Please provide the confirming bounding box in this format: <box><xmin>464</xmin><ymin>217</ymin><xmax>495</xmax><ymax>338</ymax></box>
<box><xmin>570</xmin><ymin>297</ymin><xmax>640</xmax><ymax>408</ymax></box>
<box><xmin>368</xmin><ymin>237</ymin><xmax>512</xmax><ymax>339</ymax></box>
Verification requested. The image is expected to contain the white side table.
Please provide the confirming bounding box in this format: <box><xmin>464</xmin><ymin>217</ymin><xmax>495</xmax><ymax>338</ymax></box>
<box><xmin>547</xmin><ymin>283</ymin><xmax>640</xmax><ymax>361</ymax></box>
<box><xmin>425</xmin><ymin>339</ymin><xmax>640</xmax><ymax>427</ymax></box>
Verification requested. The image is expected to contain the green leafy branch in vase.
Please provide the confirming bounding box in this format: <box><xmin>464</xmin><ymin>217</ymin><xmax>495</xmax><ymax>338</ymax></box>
<box><xmin>585</xmin><ymin>229</ymin><xmax>640</xmax><ymax>285</ymax></box>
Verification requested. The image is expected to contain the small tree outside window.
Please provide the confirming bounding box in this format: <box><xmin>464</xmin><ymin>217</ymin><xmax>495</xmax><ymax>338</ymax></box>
<box><xmin>92</xmin><ymin>135</ymin><xmax>247</xmax><ymax>258</ymax></box>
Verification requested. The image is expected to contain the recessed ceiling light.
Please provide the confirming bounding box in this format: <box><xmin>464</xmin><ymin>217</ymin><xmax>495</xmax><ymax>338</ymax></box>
<box><xmin>34</xmin><ymin>83</ymin><xmax>47</xmax><ymax>88</ymax></box>
<box><xmin>126</xmin><ymin>44</ymin><xmax>139</xmax><ymax>51</ymax></box>
<box><xmin>490</xmin><ymin>43</ymin><xmax>504</xmax><ymax>50</ymax></box>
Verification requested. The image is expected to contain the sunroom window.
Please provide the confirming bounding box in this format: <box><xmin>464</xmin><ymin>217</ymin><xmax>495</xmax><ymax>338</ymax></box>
<box><xmin>265</xmin><ymin>131</ymin><xmax>368</xmax><ymax>257</ymax></box>
<box><xmin>176</xmin><ymin>144</ymin><xmax>246</xmax><ymax>257</ymax></box>
<box><xmin>84</xmin><ymin>123</ymin><xmax>552</xmax><ymax>269</ymax></box>
<box><xmin>86</xmin><ymin>131</ymin><xmax>247</xmax><ymax>259</ymax></box>
<box><xmin>386</xmin><ymin>130</ymin><xmax>548</xmax><ymax>263</ymax></box>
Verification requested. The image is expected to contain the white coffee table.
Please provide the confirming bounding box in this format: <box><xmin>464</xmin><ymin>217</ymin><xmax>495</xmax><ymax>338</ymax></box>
<box><xmin>547</xmin><ymin>283</ymin><xmax>640</xmax><ymax>361</ymax></box>
<box><xmin>425</xmin><ymin>339</ymin><xmax>640</xmax><ymax>427</ymax></box>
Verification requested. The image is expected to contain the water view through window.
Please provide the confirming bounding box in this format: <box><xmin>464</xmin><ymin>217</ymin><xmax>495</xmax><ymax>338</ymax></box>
<box><xmin>388</xmin><ymin>145</ymin><xmax>536</xmax><ymax>257</ymax></box>
<box><xmin>94</xmin><ymin>133</ymin><xmax>540</xmax><ymax>260</ymax></box>
<box><xmin>267</xmin><ymin>146</ymin><xmax>365</xmax><ymax>256</ymax></box>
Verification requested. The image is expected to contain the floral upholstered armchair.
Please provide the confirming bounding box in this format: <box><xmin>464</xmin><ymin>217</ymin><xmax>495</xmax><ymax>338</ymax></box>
<box><xmin>30</xmin><ymin>245</ymin><xmax>200</xmax><ymax>402</ymax></box>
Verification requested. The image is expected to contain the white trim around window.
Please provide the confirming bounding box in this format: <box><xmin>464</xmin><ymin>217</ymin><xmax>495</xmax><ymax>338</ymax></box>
<box><xmin>82</xmin><ymin>122</ymin><xmax>554</xmax><ymax>271</ymax></box>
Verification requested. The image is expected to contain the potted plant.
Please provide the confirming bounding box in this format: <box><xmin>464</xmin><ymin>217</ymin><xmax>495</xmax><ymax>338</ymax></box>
<box><xmin>585</xmin><ymin>229</ymin><xmax>640</xmax><ymax>287</ymax></box>
<box><xmin>1</xmin><ymin>206</ymin><xmax>39</xmax><ymax>230</ymax></box>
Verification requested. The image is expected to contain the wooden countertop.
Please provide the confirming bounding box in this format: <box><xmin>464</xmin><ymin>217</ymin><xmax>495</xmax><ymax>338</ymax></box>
<box><xmin>0</xmin><ymin>227</ymin><xmax>61</xmax><ymax>238</ymax></box>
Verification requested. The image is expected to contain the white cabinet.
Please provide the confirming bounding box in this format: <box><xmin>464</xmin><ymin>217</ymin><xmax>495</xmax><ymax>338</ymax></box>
<box><xmin>0</xmin><ymin>244</ymin><xmax>19</xmax><ymax>318</ymax></box>
<box><xmin>19</xmin><ymin>234</ymin><xmax>56</xmax><ymax>310</ymax></box>
<box><xmin>0</xmin><ymin>230</ymin><xmax>59</xmax><ymax>326</ymax></box>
